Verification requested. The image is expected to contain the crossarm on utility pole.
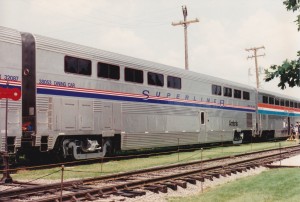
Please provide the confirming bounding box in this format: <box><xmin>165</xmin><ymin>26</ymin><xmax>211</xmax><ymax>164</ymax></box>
<box><xmin>172</xmin><ymin>5</ymin><xmax>199</xmax><ymax>71</ymax></box>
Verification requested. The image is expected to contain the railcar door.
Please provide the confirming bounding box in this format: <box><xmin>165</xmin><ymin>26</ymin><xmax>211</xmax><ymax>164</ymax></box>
<box><xmin>103</xmin><ymin>102</ymin><xmax>113</xmax><ymax>130</ymax></box>
<box><xmin>102</xmin><ymin>102</ymin><xmax>122</xmax><ymax>132</ymax></box>
<box><xmin>198</xmin><ymin>111</ymin><xmax>207</xmax><ymax>143</ymax></box>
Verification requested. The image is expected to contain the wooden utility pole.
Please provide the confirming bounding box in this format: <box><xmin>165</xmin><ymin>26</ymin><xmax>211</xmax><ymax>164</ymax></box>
<box><xmin>172</xmin><ymin>5</ymin><xmax>199</xmax><ymax>70</ymax></box>
<box><xmin>245</xmin><ymin>46</ymin><xmax>265</xmax><ymax>137</ymax></box>
<box><xmin>245</xmin><ymin>46</ymin><xmax>265</xmax><ymax>89</ymax></box>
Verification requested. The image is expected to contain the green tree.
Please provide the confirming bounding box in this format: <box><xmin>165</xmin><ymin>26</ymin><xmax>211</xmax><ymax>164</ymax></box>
<box><xmin>264</xmin><ymin>0</ymin><xmax>300</xmax><ymax>89</ymax></box>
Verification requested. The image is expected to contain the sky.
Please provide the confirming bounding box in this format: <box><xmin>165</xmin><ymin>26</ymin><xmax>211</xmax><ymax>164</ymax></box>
<box><xmin>1</xmin><ymin>0</ymin><xmax>300</xmax><ymax>98</ymax></box>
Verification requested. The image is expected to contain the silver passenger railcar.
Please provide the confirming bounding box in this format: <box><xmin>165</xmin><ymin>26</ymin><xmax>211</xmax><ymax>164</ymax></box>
<box><xmin>0</xmin><ymin>26</ymin><xmax>298</xmax><ymax>160</ymax></box>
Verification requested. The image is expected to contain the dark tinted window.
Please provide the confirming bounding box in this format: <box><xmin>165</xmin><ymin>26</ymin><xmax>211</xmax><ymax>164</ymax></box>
<box><xmin>275</xmin><ymin>98</ymin><xmax>279</xmax><ymax>105</ymax></box>
<box><xmin>212</xmin><ymin>85</ymin><xmax>222</xmax><ymax>95</ymax></box>
<box><xmin>263</xmin><ymin>96</ymin><xmax>268</xmax><ymax>104</ymax></box>
<box><xmin>285</xmin><ymin>100</ymin><xmax>289</xmax><ymax>107</ymax></box>
<box><xmin>280</xmin><ymin>99</ymin><xmax>285</xmax><ymax>106</ymax></box>
<box><xmin>243</xmin><ymin>91</ymin><xmax>250</xmax><ymax>100</ymax></box>
<box><xmin>269</xmin><ymin>97</ymin><xmax>274</xmax><ymax>105</ymax></box>
<box><xmin>125</xmin><ymin>67</ymin><xmax>143</xmax><ymax>83</ymax></box>
<box><xmin>78</xmin><ymin>59</ymin><xmax>92</xmax><ymax>75</ymax></box>
<box><xmin>167</xmin><ymin>76</ymin><xmax>181</xmax><ymax>89</ymax></box>
<box><xmin>148</xmin><ymin>72</ymin><xmax>164</xmax><ymax>87</ymax></box>
<box><xmin>98</xmin><ymin>62</ymin><xmax>120</xmax><ymax>80</ymax></box>
<box><xmin>201</xmin><ymin>112</ymin><xmax>205</xmax><ymax>125</ymax></box>
<box><xmin>290</xmin><ymin>101</ymin><xmax>294</xmax><ymax>108</ymax></box>
<box><xmin>223</xmin><ymin>87</ymin><xmax>232</xmax><ymax>97</ymax></box>
<box><xmin>65</xmin><ymin>56</ymin><xmax>91</xmax><ymax>76</ymax></box>
<box><xmin>234</xmin><ymin>89</ymin><xmax>241</xmax><ymax>99</ymax></box>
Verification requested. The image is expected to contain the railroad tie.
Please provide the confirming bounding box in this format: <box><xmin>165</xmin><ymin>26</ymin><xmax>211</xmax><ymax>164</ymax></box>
<box><xmin>113</xmin><ymin>190</ymin><xmax>137</xmax><ymax>198</ymax></box>
<box><xmin>121</xmin><ymin>189</ymin><xmax>146</xmax><ymax>197</ymax></box>
<box><xmin>160</xmin><ymin>181</ymin><xmax>178</xmax><ymax>190</ymax></box>
<box><xmin>153</xmin><ymin>184</ymin><xmax>168</xmax><ymax>193</ymax></box>
<box><xmin>191</xmin><ymin>175</ymin><xmax>205</xmax><ymax>182</ymax></box>
<box><xmin>249</xmin><ymin>164</ymin><xmax>256</xmax><ymax>169</ymax></box>
<box><xmin>124</xmin><ymin>190</ymin><xmax>146</xmax><ymax>196</ymax></box>
<box><xmin>223</xmin><ymin>170</ymin><xmax>232</xmax><ymax>176</ymax></box>
<box><xmin>238</xmin><ymin>167</ymin><xmax>248</xmax><ymax>172</ymax></box>
<box><xmin>85</xmin><ymin>193</ymin><xmax>97</xmax><ymax>200</ymax></box>
<box><xmin>143</xmin><ymin>185</ymin><xmax>159</xmax><ymax>193</ymax></box>
<box><xmin>218</xmin><ymin>170</ymin><xmax>227</xmax><ymax>177</ymax></box>
<box><xmin>180</xmin><ymin>177</ymin><xmax>197</xmax><ymax>185</ymax></box>
<box><xmin>174</xmin><ymin>180</ymin><xmax>187</xmax><ymax>188</ymax></box>
<box><xmin>208</xmin><ymin>172</ymin><xmax>220</xmax><ymax>178</ymax></box>
<box><xmin>202</xmin><ymin>174</ymin><xmax>214</xmax><ymax>181</ymax></box>
<box><xmin>230</xmin><ymin>169</ymin><xmax>237</xmax><ymax>174</ymax></box>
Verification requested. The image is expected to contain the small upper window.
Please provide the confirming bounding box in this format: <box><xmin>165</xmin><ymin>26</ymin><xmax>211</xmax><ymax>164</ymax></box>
<box><xmin>98</xmin><ymin>62</ymin><xmax>120</xmax><ymax>80</ymax></box>
<box><xmin>148</xmin><ymin>72</ymin><xmax>164</xmax><ymax>87</ymax></box>
<box><xmin>290</xmin><ymin>101</ymin><xmax>294</xmax><ymax>108</ymax></box>
<box><xmin>285</xmin><ymin>100</ymin><xmax>289</xmax><ymax>107</ymax></box>
<box><xmin>234</xmin><ymin>89</ymin><xmax>241</xmax><ymax>99</ymax></box>
<box><xmin>243</xmin><ymin>91</ymin><xmax>250</xmax><ymax>100</ymax></box>
<box><xmin>275</xmin><ymin>98</ymin><xmax>280</xmax><ymax>105</ymax></box>
<box><xmin>263</xmin><ymin>96</ymin><xmax>268</xmax><ymax>104</ymax></box>
<box><xmin>125</xmin><ymin>67</ymin><xmax>143</xmax><ymax>83</ymax></box>
<box><xmin>65</xmin><ymin>56</ymin><xmax>91</xmax><ymax>76</ymax></box>
<box><xmin>212</xmin><ymin>85</ymin><xmax>222</xmax><ymax>96</ymax></box>
<box><xmin>223</xmin><ymin>87</ymin><xmax>232</xmax><ymax>97</ymax></box>
<box><xmin>280</xmin><ymin>99</ymin><xmax>285</xmax><ymax>106</ymax></box>
<box><xmin>269</xmin><ymin>97</ymin><xmax>274</xmax><ymax>105</ymax></box>
<box><xmin>167</xmin><ymin>76</ymin><xmax>181</xmax><ymax>89</ymax></box>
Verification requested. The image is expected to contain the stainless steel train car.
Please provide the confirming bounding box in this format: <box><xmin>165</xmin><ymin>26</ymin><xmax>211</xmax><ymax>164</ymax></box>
<box><xmin>0</xmin><ymin>26</ymin><xmax>299</xmax><ymax>160</ymax></box>
<box><xmin>257</xmin><ymin>89</ymin><xmax>300</xmax><ymax>140</ymax></box>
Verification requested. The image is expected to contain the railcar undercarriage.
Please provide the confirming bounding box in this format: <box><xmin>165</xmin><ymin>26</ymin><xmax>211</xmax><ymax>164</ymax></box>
<box><xmin>62</xmin><ymin>138</ymin><xmax>111</xmax><ymax>160</ymax></box>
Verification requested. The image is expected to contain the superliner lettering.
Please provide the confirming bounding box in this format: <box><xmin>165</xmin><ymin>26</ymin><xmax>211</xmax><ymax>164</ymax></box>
<box><xmin>142</xmin><ymin>89</ymin><xmax>225</xmax><ymax>106</ymax></box>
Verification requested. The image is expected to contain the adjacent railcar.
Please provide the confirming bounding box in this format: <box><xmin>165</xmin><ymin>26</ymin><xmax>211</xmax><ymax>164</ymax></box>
<box><xmin>0</xmin><ymin>26</ymin><xmax>299</xmax><ymax>160</ymax></box>
<box><xmin>257</xmin><ymin>89</ymin><xmax>300</xmax><ymax>140</ymax></box>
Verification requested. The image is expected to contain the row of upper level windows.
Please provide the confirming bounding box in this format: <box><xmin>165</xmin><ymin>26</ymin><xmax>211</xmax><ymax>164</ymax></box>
<box><xmin>64</xmin><ymin>56</ymin><xmax>181</xmax><ymax>89</ymax></box>
<box><xmin>261</xmin><ymin>95</ymin><xmax>300</xmax><ymax>108</ymax></box>
<box><xmin>212</xmin><ymin>85</ymin><xmax>250</xmax><ymax>100</ymax></box>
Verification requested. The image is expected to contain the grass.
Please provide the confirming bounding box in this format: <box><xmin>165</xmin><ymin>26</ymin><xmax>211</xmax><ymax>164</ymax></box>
<box><xmin>10</xmin><ymin>140</ymin><xmax>298</xmax><ymax>182</ymax></box>
<box><xmin>168</xmin><ymin>168</ymin><xmax>300</xmax><ymax>202</ymax></box>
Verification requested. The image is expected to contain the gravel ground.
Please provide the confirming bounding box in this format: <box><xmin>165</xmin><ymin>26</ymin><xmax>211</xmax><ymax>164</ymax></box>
<box><xmin>272</xmin><ymin>154</ymin><xmax>300</xmax><ymax>166</ymax></box>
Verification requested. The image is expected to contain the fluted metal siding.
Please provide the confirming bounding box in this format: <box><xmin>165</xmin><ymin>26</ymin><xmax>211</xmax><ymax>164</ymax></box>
<box><xmin>0</xmin><ymin>26</ymin><xmax>21</xmax><ymax>45</ymax></box>
<box><xmin>122</xmin><ymin>132</ymin><xmax>199</xmax><ymax>150</ymax></box>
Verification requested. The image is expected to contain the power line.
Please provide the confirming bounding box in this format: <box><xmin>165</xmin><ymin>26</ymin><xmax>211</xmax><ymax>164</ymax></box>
<box><xmin>172</xmin><ymin>5</ymin><xmax>199</xmax><ymax>70</ymax></box>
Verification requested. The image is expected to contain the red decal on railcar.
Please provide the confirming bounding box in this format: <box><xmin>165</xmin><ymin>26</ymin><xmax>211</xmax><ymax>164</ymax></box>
<box><xmin>0</xmin><ymin>87</ymin><xmax>21</xmax><ymax>101</ymax></box>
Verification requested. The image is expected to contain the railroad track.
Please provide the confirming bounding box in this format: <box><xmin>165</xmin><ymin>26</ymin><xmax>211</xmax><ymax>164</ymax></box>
<box><xmin>1</xmin><ymin>145</ymin><xmax>300</xmax><ymax>201</ymax></box>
